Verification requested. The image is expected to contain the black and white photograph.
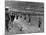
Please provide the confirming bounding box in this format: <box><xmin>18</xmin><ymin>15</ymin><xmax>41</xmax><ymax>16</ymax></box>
<box><xmin>5</xmin><ymin>0</ymin><xmax>44</xmax><ymax>35</ymax></box>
